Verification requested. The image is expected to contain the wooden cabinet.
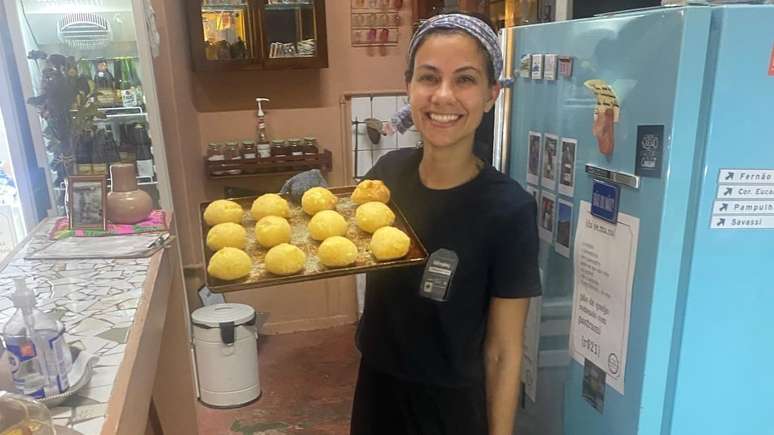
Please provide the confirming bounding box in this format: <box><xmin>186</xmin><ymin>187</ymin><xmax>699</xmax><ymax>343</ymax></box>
<box><xmin>187</xmin><ymin>0</ymin><xmax>328</xmax><ymax>71</ymax></box>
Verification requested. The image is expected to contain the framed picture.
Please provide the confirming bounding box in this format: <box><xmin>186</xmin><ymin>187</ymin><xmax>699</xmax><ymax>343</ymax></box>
<box><xmin>531</xmin><ymin>54</ymin><xmax>544</xmax><ymax>79</ymax></box>
<box><xmin>67</xmin><ymin>176</ymin><xmax>107</xmax><ymax>231</ymax></box>
<box><xmin>559</xmin><ymin>138</ymin><xmax>577</xmax><ymax>197</ymax></box>
<box><xmin>527</xmin><ymin>131</ymin><xmax>542</xmax><ymax>186</ymax></box>
<box><xmin>541</xmin><ymin>134</ymin><xmax>559</xmax><ymax>190</ymax></box>
<box><xmin>539</xmin><ymin>191</ymin><xmax>556</xmax><ymax>243</ymax></box>
<box><xmin>544</xmin><ymin>54</ymin><xmax>558</xmax><ymax>80</ymax></box>
<box><xmin>555</xmin><ymin>199</ymin><xmax>573</xmax><ymax>258</ymax></box>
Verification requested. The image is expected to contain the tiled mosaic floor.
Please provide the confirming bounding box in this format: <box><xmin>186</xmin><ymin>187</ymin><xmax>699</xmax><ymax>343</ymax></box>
<box><xmin>0</xmin><ymin>221</ymin><xmax>152</xmax><ymax>434</ymax></box>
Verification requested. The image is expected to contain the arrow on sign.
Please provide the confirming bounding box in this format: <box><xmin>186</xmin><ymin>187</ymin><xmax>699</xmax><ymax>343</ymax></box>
<box><xmin>723</xmin><ymin>187</ymin><xmax>733</xmax><ymax>196</ymax></box>
<box><xmin>717</xmin><ymin>218</ymin><xmax>726</xmax><ymax>227</ymax></box>
<box><xmin>719</xmin><ymin>203</ymin><xmax>729</xmax><ymax>212</ymax></box>
<box><xmin>725</xmin><ymin>172</ymin><xmax>734</xmax><ymax>181</ymax></box>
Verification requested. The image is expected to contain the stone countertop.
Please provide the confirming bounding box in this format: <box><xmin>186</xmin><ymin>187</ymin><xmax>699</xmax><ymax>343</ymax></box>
<box><xmin>0</xmin><ymin>220</ymin><xmax>160</xmax><ymax>434</ymax></box>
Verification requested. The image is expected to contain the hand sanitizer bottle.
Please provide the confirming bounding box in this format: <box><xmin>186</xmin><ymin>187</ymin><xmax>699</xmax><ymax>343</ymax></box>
<box><xmin>2</xmin><ymin>278</ymin><xmax>72</xmax><ymax>398</ymax></box>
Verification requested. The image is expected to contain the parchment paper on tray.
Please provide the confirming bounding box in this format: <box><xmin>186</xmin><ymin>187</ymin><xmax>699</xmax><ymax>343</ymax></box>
<box><xmin>201</xmin><ymin>186</ymin><xmax>428</xmax><ymax>293</ymax></box>
<box><xmin>25</xmin><ymin>233</ymin><xmax>166</xmax><ymax>260</ymax></box>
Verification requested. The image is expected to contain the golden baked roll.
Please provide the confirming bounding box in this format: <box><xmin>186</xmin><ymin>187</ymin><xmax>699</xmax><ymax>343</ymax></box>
<box><xmin>265</xmin><ymin>243</ymin><xmax>306</xmax><ymax>276</ymax></box>
<box><xmin>355</xmin><ymin>201</ymin><xmax>396</xmax><ymax>234</ymax></box>
<box><xmin>207</xmin><ymin>247</ymin><xmax>252</xmax><ymax>281</ymax></box>
<box><xmin>308</xmin><ymin>210</ymin><xmax>348</xmax><ymax>241</ymax></box>
<box><xmin>370</xmin><ymin>226</ymin><xmax>410</xmax><ymax>261</ymax></box>
<box><xmin>206</xmin><ymin>222</ymin><xmax>247</xmax><ymax>251</ymax></box>
<box><xmin>301</xmin><ymin>187</ymin><xmax>338</xmax><ymax>216</ymax></box>
<box><xmin>318</xmin><ymin>236</ymin><xmax>358</xmax><ymax>268</ymax></box>
<box><xmin>251</xmin><ymin>193</ymin><xmax>290</xmax><ymax>221</ymax></box>
<box><xmin>203</xmin><ymin>199</ymin><xmax>244</xmax><ymax>226</ymax></box>
<box><xmin>351</xmin><ymin>179</ymin><xmax>391</xmax><ymax>205</ymax></box>
<box><xmin>254</xmin><ymin>216</ymin><xmax>292</xmax><ymax>248</ymax></box>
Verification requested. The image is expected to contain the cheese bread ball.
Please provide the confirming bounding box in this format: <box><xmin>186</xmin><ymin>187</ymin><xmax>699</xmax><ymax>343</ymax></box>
<box><xmin>207</xmin><ymin>247</ymin><xmax>252</xmax><ymax>281</ymax></box>
<box><xmin>203</xmin><ymin>199</ymin><xmax>244</xmax><ymax>226</ymax></box>
<box><xmin>254</xmin><ymin>216</ymin><xmax>292</xmax><ymax>248</ymax></box>
<box><xmin>370</xmin><ymin>226</ymin><xmax>410</xmax><ymax>261</ymax></box>
<box><xmin>318</xmin><ymin>236</ymin><xmax>358</xmax><ymax>268</ymax></box>
<box><xmin>351</xmin><ymin>179</ymin><xmax>391</xmax><ymax>205</ymax></box>
<box><xmin>308</xmin><ymin>210</ymin><xmax>348</xmax><ymax>241</ymax></box>
<box><xmin>251</xmin><ymin>193</ymin><xmax>289</xmax><ymax>221</ymax></box>
<box><xmin>355</xmin><ymin>201</ymin><xmax>395</xmax><ymax>234</ymax></box>
<box><xmin>265</xmin><ymin>243</ymin><xmax>306</xmax><ymax>276</ymax></box>
<box><xmin>206</xmin><ymin>222</ymin><xmax>247</xmax><ymax>251</ymax></box>
<box><xmin>301</xmin><ymin>187</ymin><xmax>338</xmax><ymax>216</ymax></box>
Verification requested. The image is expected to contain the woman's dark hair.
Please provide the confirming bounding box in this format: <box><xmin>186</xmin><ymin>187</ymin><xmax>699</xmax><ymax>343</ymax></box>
<box><xmin>404</xmin><ymin>11</ymin><xmax>498</xmax><ymax>86</ymax></box>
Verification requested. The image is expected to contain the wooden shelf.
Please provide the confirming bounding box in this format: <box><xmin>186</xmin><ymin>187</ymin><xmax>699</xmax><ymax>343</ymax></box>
<box><xmin>205</xmin><ymin>149</ymin><xmax>332</xmax><ymax>180</ymax></box>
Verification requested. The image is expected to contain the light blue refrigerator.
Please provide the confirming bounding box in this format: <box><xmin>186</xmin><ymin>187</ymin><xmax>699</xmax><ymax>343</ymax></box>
<box><xmin>502</xmin><ymin>4</ymin><xmax>774</xmax><ymax>435</ymax></box>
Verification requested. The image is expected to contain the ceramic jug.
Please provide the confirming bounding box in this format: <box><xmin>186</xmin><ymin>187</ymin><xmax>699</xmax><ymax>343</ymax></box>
<box><xmin>107</xmin><ymin>163</ymin><xmax>152</xmax><ymax>224</ymax></box>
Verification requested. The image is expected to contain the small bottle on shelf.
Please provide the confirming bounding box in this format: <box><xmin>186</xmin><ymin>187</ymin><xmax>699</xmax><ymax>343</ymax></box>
<box><xmin>76</xmin><ymin>130</ymin><xmax>94</xmax><ymax>175</ymax></box>
<box><xmin>134</xmin><ymin>125</ymin><xmax>155</xmax><ymax>179</ymax></box>
<box><xmin>91</xmin><ymin>129</ymin><xmax>108</xmax><ymax>175</ymax></box>
<box><xmin>118</xmin><ymin>124</ymin><xmax>137</xmax><ymax>163</ymax></box>
<box><xmin>104</xmin><ymin>127</ymin><xmax>122</xmax><ymax>170</ymax></box>
<box><xmin>117</xmin><ymin>58</ymin><xmax>138</xmax><ymax>108</ymax></box>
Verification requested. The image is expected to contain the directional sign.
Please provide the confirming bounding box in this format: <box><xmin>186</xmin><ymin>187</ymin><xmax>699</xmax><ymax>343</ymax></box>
<box><xmin>718</xmin><ymin>169</ymin><xmax>774</xmax><ymax>185</ymax></box>
<box><xmin>711</xmin><ymin>215</ymin><xmax>774</xmax><ymax>229</ymax></box>
<box><xmin>712</xmin><ymin>200</ymin><xmax>774</xmax><ymax>215</ymax></box>
<box><xmin>716</xmin><ymin>185</ymin><xmax>774</xmax><ymax>200</ymax></box>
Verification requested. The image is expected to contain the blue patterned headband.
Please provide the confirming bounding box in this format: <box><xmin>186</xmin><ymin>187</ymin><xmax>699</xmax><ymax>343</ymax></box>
<box><xmin>409</xmin><ymin>14</ymin><xmax>503</xmax><ymax>84</ymax></box>
<box><xmin>391</xmin><ymin>14</ymin><xmax>505</xmax><ymax>134</ymax></box>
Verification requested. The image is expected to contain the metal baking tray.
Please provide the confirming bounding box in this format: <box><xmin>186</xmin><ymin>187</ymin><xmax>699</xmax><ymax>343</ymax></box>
<box><xmin>200</xmin><ymin>186</ymin><xmax>428</xmax><ymax>293</ymax></box>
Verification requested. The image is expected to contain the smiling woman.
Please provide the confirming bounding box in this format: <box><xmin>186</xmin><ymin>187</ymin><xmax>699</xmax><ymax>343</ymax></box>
<box><xmin>408</xmin><ymin>33</ymin><xmax>498</xmax><ymax>158</ymax></box>
<box><xmin>350</xmin><ymin>12</ymin><xmax>541</xmax><ymax>435</ymax></box>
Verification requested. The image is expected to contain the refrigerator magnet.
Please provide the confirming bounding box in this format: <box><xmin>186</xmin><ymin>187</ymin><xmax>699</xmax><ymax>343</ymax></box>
<box><xmin>555</xmin><ymin>199</ymin><xmax>573</xmax><ymax>258</ymax></box>
<box><xmin>582</xmin><ymin>358</ymin><xmax>606</xmax><ymax>413</ymax></box>
<box><xmin>520</xmin><ymin>54</ymin><xmax>532</xmax><ymax>78</ymax></box>
<box><xmin>539</xmin><ymin>191</ymin><xmax>556</xmax><ymax>243</ymax></box>
<box><xmin>634</xmin><ymin>125</ymin><xmax>664</xmax><ymax>178</ymax></box>
<box><xmin>590</xmin><ymin>179</ymin><xmax>620</xmax><ymax>224</ymax></box>
<box><xmin>541</xmin><ymin>134</ymin><xmax>559</xmax><ymax>190</ymax></box>
<box><xmin>527</xmin><ymin>131</ymin><xmax>542</xmax><ymax>186</ymax></box>
<box><xmin>585</xmin><ymin>80</ymin><xmax>620</xmax><ymax>158</ymax></box>
<box><xmin>544</xmin><ymin>54</ymin><xmax>558</xmax><ymax>80</ymax></box>
<box><xmin>559</xmin><ymin>138</ymin><xmax>577</xmax><ymax>197</ymax></box>
<box><xmin>531</xmin><ymin>54</ymin><xmax>544</xmax><ymax>80</ymax></box>
<box><xmin>769</xmin><ymin>44</ymin><xmax>774</xmax><ymax>76</ymax></box>
<box><xmin>558</xmin><ymin>56</ymin><xmax>573</xmax><ymax>77</ymax></box>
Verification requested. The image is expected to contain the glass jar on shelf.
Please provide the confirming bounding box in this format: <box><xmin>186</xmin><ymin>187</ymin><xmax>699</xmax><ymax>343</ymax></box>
<box><xmin>223</xmin><ymin>141</ymin><xmax>243</xmax><ymax>175</ymax></box>
<box><xmin>207</xmin><ymin>142</ymin><xmax>226</xmax><ymax>176</ymax></box>
<box><xmin>241</xmin><ymin>140</ymin><xmax>258</xmax><ymax>174</ymax></box>
<box><xmin>287</xmin><ymin>138</ymin><xmax>304</xmax><ymax>156</ymax></box>
<box><xmin>303</xmin><ymin>137</ymin><xmax>319</xmax><ymax>155</ymax></box>
<box><xmin>270</xmin><ymin>139</ymin><xmax>288</xmax><ymax>158</ymax></box>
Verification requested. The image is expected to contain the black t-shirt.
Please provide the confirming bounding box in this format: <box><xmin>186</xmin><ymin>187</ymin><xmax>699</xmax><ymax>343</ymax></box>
<box><xmin>357</xmin><ymin>148</ymin><xmax>541</xmax><ymax>387</ymax></box>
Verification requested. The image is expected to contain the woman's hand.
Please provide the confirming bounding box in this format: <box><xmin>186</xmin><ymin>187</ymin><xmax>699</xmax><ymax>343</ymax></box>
<box><xmin>484</xmin><ymin>297</ymin><xmax>530</xmax><ymax>435</ymax></box>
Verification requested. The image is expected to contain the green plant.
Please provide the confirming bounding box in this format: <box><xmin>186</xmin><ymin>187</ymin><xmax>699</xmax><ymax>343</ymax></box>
<box><xmin>26</xmin><ymin>51</ymin><xmax>104</xmax><ymax>186</ymax></box>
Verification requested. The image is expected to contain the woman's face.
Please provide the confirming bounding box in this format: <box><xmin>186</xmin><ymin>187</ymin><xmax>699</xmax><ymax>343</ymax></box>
<box><xmin>407</xmin><ymin>33</ymin><xmax>499</xmax><ymax>151</ymax></box>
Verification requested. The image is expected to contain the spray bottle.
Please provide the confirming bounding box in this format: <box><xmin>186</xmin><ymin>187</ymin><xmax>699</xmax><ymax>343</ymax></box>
<box><xmin>2</xmin><ymin>279</ymin><xmax>72</xmax><ymax>399</ymax></box>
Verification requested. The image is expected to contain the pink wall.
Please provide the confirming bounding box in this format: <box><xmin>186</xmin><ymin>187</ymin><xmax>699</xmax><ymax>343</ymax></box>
<box><xmin>158</xmin><ymin>0</ymin><xmax>413</xmax><ymax>267</ymax></box>
<box><xmin>151</xmin><ymin>0</ymin><xmax>413</xmax><ymax>332</ymax></box>
<box><xmin>151</xmin><ymin>0</ymin><xmax>205</xmax><ymax>268</ymax></box>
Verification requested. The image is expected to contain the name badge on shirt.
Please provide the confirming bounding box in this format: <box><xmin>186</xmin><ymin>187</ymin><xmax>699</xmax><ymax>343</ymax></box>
<box><xmin>419</xmin><ymin>249</ymin><xmax>459</xmax><ymax>302</ymax></box>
